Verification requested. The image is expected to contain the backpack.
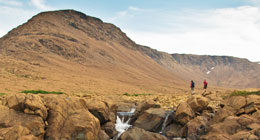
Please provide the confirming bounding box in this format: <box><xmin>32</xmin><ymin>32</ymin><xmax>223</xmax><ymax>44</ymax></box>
<box><xmin>192</xmin><ymin>81</ymin><xmax>195</xmax><ymax>87</ymax></box>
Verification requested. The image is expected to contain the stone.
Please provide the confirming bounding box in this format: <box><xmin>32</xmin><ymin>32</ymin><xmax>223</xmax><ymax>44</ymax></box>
<box><xmin>101</xmin><ymin>122</ymin><xmax>118</xmax><ymax>138</ymax></box>
<box><xmin>0</xmin><ymin>105</ymin><xmax>45</xmax><ymax>139</ymax></box>
<box><xmin>187</xmin><ymin>95</ymin><xmax>209</xmax><ymax>113</ymax></box>
<box><xmin>98</xmin><ymin>130</ymin><xmax>110</xmax><ymax>140</ymax></box>
<box><xmin>237</xmin><ymin>115</ymin><xmax>257</xmax><ymax>127</ymax></box>
<box><xmin>252</xmin><ymin>109</ymin><xmax>260</xmax><ymax>120</ymax></box>
<box><xmin>211</xmin><ymin>108</ymin><xmax>234</xmax><ymax>123</ymax></box>
<box><xmin>231</xmin><ymin>131</ymin><xmax>253</xmax><ymax>140</ymax></box>
<box><xmin>225</xmin><ymin>96</ymin><xmax>246</xmax><ymax>111</ymax></box>
<box><xmin>4</xmin><ymin>94</ymin><xmax>48</xmax><ymax>120</ymax></box>
<box><xmin>164</xmin><ymin>123</ymin><xmax>183</xmax><ymax>138</ymax></box>
<box><xmin>174</xmin><ymin>102</ymin><xmax>194</xmax><ymax>125</ymax></box>
<box><xmin>134</xmin><ymin>100</ymin><xmax>160</xmax><ymax>117</ymax></box>
<box><xmin>119</xmin><ymin>127</ymin><xmax>167</xmax><ymax>140</ymax></box>
<box><xmin>83</xmin><ymin>99</ymin><xmax>115</xmax><ymax>124</ymax></box>
<box><xmin>186</xmin><ymin>116</ymin><xmax>208</xmax><ymax>138</ymax></box>
<box><xmin>244</xmin><ymin>102</ymin><xmax>257</xmax><ymax>114</ymax></box>
<box><xmin>134</xmin><ymin>108</ymin><xmax>166</xmax><ymax>132</ymax></box>
<box><xmin>43</xmin><ymin>95</ymin><xmax>101</xmax><ymax>140</ymax></box>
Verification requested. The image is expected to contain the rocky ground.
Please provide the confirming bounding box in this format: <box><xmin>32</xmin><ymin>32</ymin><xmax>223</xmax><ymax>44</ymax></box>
<box><xmin>0</xmin><ymin>91</ymin><xmax>259</xmax><ymax>140</ymax></box>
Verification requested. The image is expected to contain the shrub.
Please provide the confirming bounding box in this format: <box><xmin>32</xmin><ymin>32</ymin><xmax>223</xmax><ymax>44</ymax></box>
<box><xmin>230</xmin><ymin>90</ymin><xmax>260</xmax><ymax>96</ymax></box>
<box><xmin>21</xmin><ymin>90</ymin><xmax>64</xmax><ymax>94</ymax></box>
<box><xmin>0</xmin><ymin>93</ymin><xmax>6</xmax><ymax>96</ymax></box>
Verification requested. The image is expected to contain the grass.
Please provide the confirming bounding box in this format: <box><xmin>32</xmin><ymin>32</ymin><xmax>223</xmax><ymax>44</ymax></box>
<box><xmin>230</xmin><ymin>90</ymin><xmax>260</xmax><ymax>96</ymax></box>
<box><xmin>0</xmin><ymin>93</ymin><xmax>6</xmax><ymax>96</ymax></box>
<box><xmin>21</xmin><ymin>90</ymin><xmax>64</xmax><ymax>95</ymax></box>
<box><xmin>123</xmin><ymin>92</ymin><xmax>152</xmax><ymax>97</ymax></box>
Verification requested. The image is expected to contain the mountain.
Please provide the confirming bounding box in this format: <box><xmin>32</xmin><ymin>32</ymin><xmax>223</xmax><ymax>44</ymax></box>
<box><xmin>0</xmin><ymin>10</ymin><xmax>185</xmax><ymax>94</ymax></box>
<box><xmin>0</xmin><ymin>10</ymin><xmax>259</xmax><ymax>94</ymax></box>
<box><xmin>138</xmin><ymin>48</ymin><xmax>260</xmax><ymax>88</ymax></box>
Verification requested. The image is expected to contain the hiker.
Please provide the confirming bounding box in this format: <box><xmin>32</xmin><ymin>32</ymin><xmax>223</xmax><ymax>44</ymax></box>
<box><xmin>190</xmin><ymin>80</ymin><xmax>195</xmax><ymax>94</ymax></box>
<box><xmin>203</xmin><ymin>79</ymin><xmax>208</xmax><ymax>92</ymax></box>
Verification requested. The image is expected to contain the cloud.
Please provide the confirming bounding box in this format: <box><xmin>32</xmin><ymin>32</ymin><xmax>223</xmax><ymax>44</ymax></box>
<box><xmin>107</xmin><ymin>6</ymin><xmax>148</xmax><ymax>22</ymax></box>
<box><xmin>122</xmin><ymin>6</ymin><xmax>260</xmax><ymax>62</ymax></box>
<box><xmin>0</xmin><ymin>0</ymin><xmax>23</xmax><ymax>6</ymax></box>
<box><xmin>0</xmin><ymin>6</ymin><xmax>36</xmax><ymax>37</ymax></box>
<box><xmin>30</xmin><ymin>0</ymin><xmax>53</xmax><ymax>10</ymax></box>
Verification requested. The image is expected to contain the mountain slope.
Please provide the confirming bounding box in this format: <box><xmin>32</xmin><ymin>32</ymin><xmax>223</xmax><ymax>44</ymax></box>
<box><xmin>138</xmin><ymin>46</ymin><xmax>260</xmax><ymax>88</ymax></box>
<box><xmin>0</xmin><ymin>10</ymin><xmax>185</xmax><ymax>94</ymax></box>
<box><xmin>0</xmin><ymin>10</ymin><xmax>259</xmax><ymax>95</ymax></box>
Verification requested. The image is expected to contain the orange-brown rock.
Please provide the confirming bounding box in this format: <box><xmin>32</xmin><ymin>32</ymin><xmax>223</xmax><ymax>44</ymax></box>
<box><xmin>83</xmin><ymin>99</ymin><xmax>116</xmax><ymax>124</ymax></box>
<box><xmin>3</xmin><ymin>94</ymin><xmax>48</xmax><ymax>120</ymax></box>
<box><xmin>174</xmin><ymin>102</ymin><xmax>194</xmax><ymax>125</ymax></box>
<box><xmin>134</xmin><ymin>108</ymin><xmax>166</xmax><ymax>132</ymax></box>
<box><xmin>134</xmin><ymin>100</ymin><xmax>160</xmax><ymax>117</ymax></box>
<box><xmin>119</xmin><ymin>127</ymin><xmax>167</xmax><ymax>140</ymax></box>
<box><xmin>186</xmin><ymin>116</ymin><xmax>208</xmax><ymax>139</ymax></box>
<box><xmin>101</xmin><ymin>122</ymin><xmax>118</xmax><ymax>138</ymax></box>
<box><xmin>187</xmin><ymin>95</ymin><xmax>209</xmax><ymax>113</ymax></box>
<box><xmin>0</xmin><ymin>105</ymin><xmax>45</xmax><ymax>139</ymax></box>
<box><xmin>43</xmin><ymin>95</ymin><xmax>101</xmax><ymax>140</ymax></box>
<box><xmin>163</xmin><ymin>123</ymin><xmax>183</xmax><ymax>138</ymax></box>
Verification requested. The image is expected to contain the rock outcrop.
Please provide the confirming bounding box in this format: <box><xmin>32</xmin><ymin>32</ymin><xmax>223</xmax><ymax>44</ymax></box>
<box><xmin>134</xmin><ymin>108</ymin><xmax>166</xmax><ymax>132</ymax></box>
<box><xmin>119</xmin><ymin>127</ymin><xmax>167</xmax><ymax>140</ymax></box>
<box><xmin>0</xmin><ymin>94</ymin><xmax>118</xmax><ymax>140</ymax></box>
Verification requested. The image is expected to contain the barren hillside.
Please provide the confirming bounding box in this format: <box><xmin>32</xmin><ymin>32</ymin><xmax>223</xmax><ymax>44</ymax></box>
<box><xmin>0</xmin><ymin>10</ymin><xmax>185</xmax><ymax>94</ymax></box>
<box><xmin>0</xmin><ymin>10</ymin><xmax>259</xmax><ymax>95</ymax></box>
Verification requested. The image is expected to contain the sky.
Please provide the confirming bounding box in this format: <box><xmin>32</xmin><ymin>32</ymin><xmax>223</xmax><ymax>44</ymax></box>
<box><xmin>0</xmin><ymin>0</ymin><xmax>260</xmax><ymax>62</ymax></box>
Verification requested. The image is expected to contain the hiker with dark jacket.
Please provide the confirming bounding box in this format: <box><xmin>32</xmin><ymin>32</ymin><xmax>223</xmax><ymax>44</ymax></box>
<box><xmin>190</xmin><ymin>80</ymin><xmax>195</xmax><ymax>94</ymax></box>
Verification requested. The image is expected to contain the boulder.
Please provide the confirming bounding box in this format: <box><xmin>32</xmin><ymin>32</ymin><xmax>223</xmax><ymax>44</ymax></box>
<box><xmin>163</xmin><ymin>123</ymin><xmax>183</xmax><ymax>138</ymax></box>
<box><xmin>43</xmin><ymin>95</ymin><xmax>101</xmax><ymax>140</ymax></box>
<box><xmin>201</xmin><ymin>134</ymin><xmax>231</xmax><ymax>140</ymax></box>
<box><xmin>4</xmin><ymin>94</ymin><xmax>48</xmax><ymax>120</ymax></box>
<box><xmin>186</xmin><ymin>116</ymin><xmax>208</xmax><ymax>139</ymax></box>
<box><xmin>247</xmin><ymin>95</ymin><xmax>260</xmax><ymax>107</ymax></box>
<box><xmin>174</xmin><ymin>102</ymin><xmax>194</xmax><ymax>125</ymax></box>
<box><xmin>98</xmin><ymin>130</ymin><xmax>110</xmax><ymax>140</ymax></box>
<box><xmin>101</xmin><ymin>122</ymin><xmax>118</xmax><ymax>138</ymax></box>
<box><xmin>187</xmin><ymin>95</ymin><xmax>209</xmax><ymax>113</ymax></box>
<box><xmin>225</xmin><ymin>96</ymin><xmax>246</xmax><ymax>111</ymax></box>
<box><xmin>237</xmin><ymin>115</ymin><xmax>258</xmax><ymax>127</ymax></box>
<box><xmin>119</xmin><ymin>127</ymin><xmax>167</xmax><ymax>140</ymax></box>
<box><xmin>134</xmin><ymin>100</ymin><xmax>160</xmax><ymax>118</ymax></box>
<box><xmin>83</xmin><ymin>99</ymin><xmax>116</xmax><ymax>124</ymax></box>
<box><xmin>134</xmin><ymin>108</ymin><xmax>166</xmax><ymax>132</ymax></box>
<box><xmin>211</xmin><ymin>108</ymin><xmax>234</xmax><ymax>123</ymax></box>
<box><xmin>252</xmin><ymin>110</ymin><xmax>260</xmax><ymax>120</ymax></box>
<box><xmin>0</xmin><ymin>105</ymin><xmax>45</xmax><ymax>139</ymax></box>
<box><xmin>231</xmin><ymin>131</ymin><xmax>258</xmax><ymax>140</ymax></box>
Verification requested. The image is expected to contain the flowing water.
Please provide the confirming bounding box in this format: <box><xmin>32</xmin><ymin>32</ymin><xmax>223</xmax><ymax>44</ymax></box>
<box><xmin>160</xmin><ymin>110</ymin><xmax>175</xmax><ymax>133</ymax></box>
<box><xmin>113</xmin><ymin>108</ymin><xmax>135</xmax><ymax>140</ymax></box>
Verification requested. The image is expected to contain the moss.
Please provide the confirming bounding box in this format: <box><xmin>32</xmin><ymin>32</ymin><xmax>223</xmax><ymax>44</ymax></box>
<box><xmin>230</xmin><ymin>90</ymin><xmax>260</xmax><ymax>96</ymax></box>
<box><xmin>0</xmin><ymin>93</ymin><xmax>6</xmax><ymax>96</ymax></box>
<box><xmin>123</xmin><ymin>92</ymin><xmax>152</xmax><ymax>97</ymax></box>
<box><xmin>21</xmin><ymin>90</ymin><xmax>64</xmax><ymax>94</ymax></box>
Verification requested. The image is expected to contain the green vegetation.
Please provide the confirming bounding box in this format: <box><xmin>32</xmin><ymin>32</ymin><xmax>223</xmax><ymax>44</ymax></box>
<box><xmin>21</xmin><ymin>90</ymin><xmax>64</xmax><ymax>95</ymax></box>
<box><xmin>230</xmin><ymin>90</ymin><xmax>260</xmax><ymax>96</ymax></box>
<box><xmin>0</xmin><ymin>93</ymin><xmax>6</xmax><ymax>96</ymax></box>
<box><xmin>123</xmin><ymin>92</ymin><xmax>152</xmax><ymax>97</ymax></box>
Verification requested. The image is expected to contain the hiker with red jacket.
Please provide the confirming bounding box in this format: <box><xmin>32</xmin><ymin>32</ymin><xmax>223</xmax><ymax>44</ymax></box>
<box><xmin>203</xmin><ymin>79</ymin><xmax>208</xmax><ymax>91</ymax></box>
<box><xmin>190</xmin><ymin>80</ymin><xmax>195</xmax><ymax>94</ymax></box>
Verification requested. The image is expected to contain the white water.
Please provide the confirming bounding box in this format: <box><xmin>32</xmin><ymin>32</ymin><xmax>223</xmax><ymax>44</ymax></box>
<box><xmin>113</xmin><ymin>108</ymin><xmax>135</xmax><ymax>140</ymax></box>
<box><xmin>159</xmin><ymin>110</ymin><xmax>174</xmax><ymax>134</ymax></box>
<box><xmin>206</xmin><ymin>70</ymin><xmax>211</xmax><ymax>74</ymax></box>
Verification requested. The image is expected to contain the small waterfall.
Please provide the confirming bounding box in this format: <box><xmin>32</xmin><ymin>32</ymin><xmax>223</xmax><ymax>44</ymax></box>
<box><xmin>113</xmin><ymin>108</ymin><xmax>135</xmax><ymax>140</ymax></box>
<box><xmin>159</xmin><ymin>110</ymin><xmax>175</xmax><ymax>134</ymax></box>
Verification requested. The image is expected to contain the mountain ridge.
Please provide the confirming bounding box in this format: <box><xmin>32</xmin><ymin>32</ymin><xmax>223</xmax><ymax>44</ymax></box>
<box><xmin>0</xmin><ymin>9</ymin><xmax>259</xmax><ymax>95</ymax></box>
